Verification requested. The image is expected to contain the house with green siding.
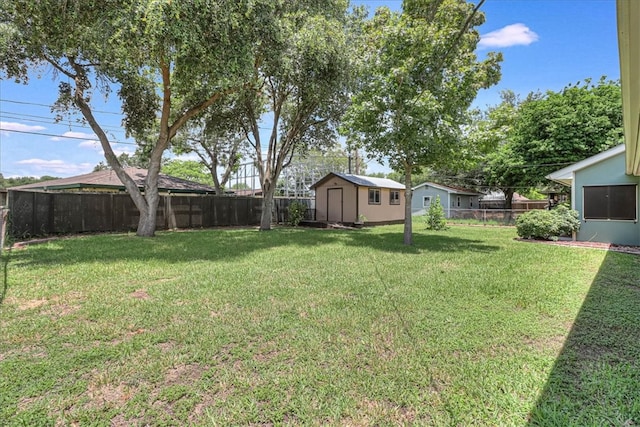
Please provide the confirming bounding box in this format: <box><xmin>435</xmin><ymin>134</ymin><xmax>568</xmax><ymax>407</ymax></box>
<box><xmin>547</xmin><ymin>144</ymin><xmax>640</xmax><ymax>245</ymax></box>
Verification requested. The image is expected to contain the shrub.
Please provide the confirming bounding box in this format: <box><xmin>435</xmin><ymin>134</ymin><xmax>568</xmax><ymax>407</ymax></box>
<box><xmin>516</xmin><ymin>205</ymin><xmax>580</xmax><ymax>240</ymax></box>
<box><xmin>425</xmin><ymin>196</ymin><xmax>448</xmax><ymax>231</ymax></box>
<box><xmin>287</xmin><ymin>200</ymin><xmax>308</xmax><ymax>226</ymax></box>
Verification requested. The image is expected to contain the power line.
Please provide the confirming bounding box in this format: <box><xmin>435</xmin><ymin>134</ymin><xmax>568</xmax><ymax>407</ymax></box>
<box><xmin>0</xmin><ymin>128</ymin><xmax>136</xmax><ymax>145</ymax></box>
<box><xmin>0</xmin><ymin>112</ymin><xmax>125</xmax><ymax>133</ymax></box>
<box><xmin>0</xmin><ymin>98</ymin><xmax>122</xmax><ymax>116</ymax></box>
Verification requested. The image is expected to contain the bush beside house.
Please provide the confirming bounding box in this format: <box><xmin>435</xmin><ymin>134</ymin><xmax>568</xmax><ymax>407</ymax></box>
<box><xmin>516</xmin><ymin>205</ymin><xmax>580</xmax><ymax>241</ymax></box>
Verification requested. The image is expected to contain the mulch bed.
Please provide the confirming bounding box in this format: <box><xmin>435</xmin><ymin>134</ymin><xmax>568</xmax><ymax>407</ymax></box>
<box><xmin>517</xmin><ymin>238</ymin><xmax>640</xmax><ymax>255</ymax></box>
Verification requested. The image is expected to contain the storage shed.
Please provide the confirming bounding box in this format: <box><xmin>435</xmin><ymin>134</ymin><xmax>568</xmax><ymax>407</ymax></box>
<box><xmin>311</xmin><ymin>173</ymin><xmax>405</xmax><ymax>225</ymax></box>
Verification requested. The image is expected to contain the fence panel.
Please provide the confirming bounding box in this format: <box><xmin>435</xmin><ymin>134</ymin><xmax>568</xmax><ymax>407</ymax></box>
<box><xmin>53</xmin><ymin>193</ymin><xmax>84</xmax><ymax>233</ymax></box>
<box><xmin>7</xmin><ymin>191</ymin><xmax>311</xmax><ymax>238</ymax></box>
<box><xmin>112</xmin><ymin>194</ymin><xmax>139</xmax><ymax>232</ymax></box>
<box><xmin>81</xmin><ymin>193</ymin><xmax>114</xmax><ymax>232</ymax></box>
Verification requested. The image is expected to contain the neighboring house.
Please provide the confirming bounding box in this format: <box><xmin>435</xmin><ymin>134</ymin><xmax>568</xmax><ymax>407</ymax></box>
<box><xmin>536</xmin><ymin>4</ymin><xmax>640</xmax><ymax>246</ymax></box>
<box><xmin>9</xmin><ymin>167</ymin><xmax>218</xmax><ymax>195</ymax></box>
<box><xmin>411</xmin><ymin>182</ymin><xmax>480</xmax><ymax>217</ymax></box>
<box><xmin>479</xmin><ymin>191</ymin><xmax>549</xmax><ymax>210</ymax></box>
<box><xmin>311</xmin><ymin>172</ymin><xmax>405</xmax><ymax>225</ymax></box>
<box><xmin>547</xmin><ymin>144</ymin><xmax>640</xmax><ymax>245</ymax></box>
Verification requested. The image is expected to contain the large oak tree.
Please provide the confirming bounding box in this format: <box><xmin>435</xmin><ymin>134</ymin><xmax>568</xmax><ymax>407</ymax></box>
<box><xmin>0</xmin><ymin>0</ymin><xmax>272</xmax><ymax>236</ymax></box>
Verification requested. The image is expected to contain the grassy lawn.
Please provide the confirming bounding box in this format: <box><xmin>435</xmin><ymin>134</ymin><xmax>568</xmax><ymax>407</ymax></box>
<box><xmin>1</xmin><ymin>225</ymin><xmax>639</xmax><ymax>425</ymax></box>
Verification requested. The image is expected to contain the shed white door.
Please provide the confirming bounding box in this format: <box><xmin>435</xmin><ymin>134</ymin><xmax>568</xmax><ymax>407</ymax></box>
<box><xmin>327</xmin><ymin>188</ymin><xmax>343</xmax><ymax>222</ymax></box>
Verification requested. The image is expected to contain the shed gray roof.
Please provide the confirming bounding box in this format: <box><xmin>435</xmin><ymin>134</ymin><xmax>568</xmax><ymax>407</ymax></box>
<box><xmin>10</xmin><ymin>167</ymin><xmax>217</xmax><ymax>194</ymax></box>
<box><xmin>311</xmin><ymin>172</ymin><xmax>404</xmax><ymax>190</ymax></box>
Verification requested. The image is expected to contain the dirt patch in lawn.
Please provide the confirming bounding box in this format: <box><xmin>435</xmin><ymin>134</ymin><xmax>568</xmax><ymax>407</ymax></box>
<box><xmin>130</xmin><ymin>289</ymin><xmax>151</xmax><ymax>300</ymax></box>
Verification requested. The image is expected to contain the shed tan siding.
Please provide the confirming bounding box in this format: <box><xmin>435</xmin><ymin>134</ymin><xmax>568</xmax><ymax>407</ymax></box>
<box><xmin>357</xmin><ymin>187</ymin><xmax>404</xmax><ymax>222</ymax></box>
<box><xmin>314</xmin><ymin>175</ymin><xmax>404</xmax><ymax>223</ymax></box>
<box><xmin>314</xmin><ymin>176</ymin><xmax>358</xmax><ymax>222</ymax></box>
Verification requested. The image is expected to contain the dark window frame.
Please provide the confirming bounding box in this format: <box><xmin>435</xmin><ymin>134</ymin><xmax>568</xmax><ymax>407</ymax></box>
<box><xmin>390</xmin><ymin>190</ymin><xmax>400</xmax><ymax>205</ymax></box>
<box><xmin>368</xmin><ymin>188</ymin><xmax>381</xmax><ymax>205</ymax></box>
<box><xmin>583</xmin><ymin>184</ymin><xmax>637</xmax><ymax>221</ymax></box>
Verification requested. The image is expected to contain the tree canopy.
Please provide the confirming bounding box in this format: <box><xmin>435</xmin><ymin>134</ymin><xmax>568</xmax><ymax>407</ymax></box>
<box><xmin>468</xmin><ymin>78</ymin><xmax>623</xmax><ymax>207</ymax></box>
<box><xmin>341</xmin><ymin>0</ymin><xmax>502</xmax><ymax>244</ymax></box>
<box><xmin>0</xmin><ymin>0</ymin><xmax>273</xmax><ymax>236</ymax></box>
<box><xmin>511</xmin><ymin>78</ymin><xmax>623</xmax><ymax>187</ymax></box>
<box><xmin>232</xmin><ymin>0</ymin><xmax>357</xmax><ymax>230</ymax></box>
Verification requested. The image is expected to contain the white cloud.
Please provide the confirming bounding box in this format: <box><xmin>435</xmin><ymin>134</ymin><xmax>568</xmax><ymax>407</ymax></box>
<box><xmin>0</xmin><ymin>121</ymin><xmax>46</xmax><ymax>136</ymax></box>
<box><xmin>16</xmin><ymin>158</ymin><xmax>93</xmax><ymax>176</ymax></box>
<box><xmin>101</xmin><ymin>145</ymin><xmax>135</xmax><ymax>157</ymax></box>
<box><xmin>78</xmin><ymin>140</ymin><xmax>100</xmax><ymax>149</ymax></box>
<box><xmin>172</xmin><ymin>152</ymin><xmax>200</xmax><ymax>162</ymax></box>
<box><xmin>50</xmin><ymin>130</ymin><xmax>97</xmax><ymax>142</ymax></box>
<box><xmin>479</xmin><ymin>23</ymin><xmax>539</xmax><ymax>49</ymax></box>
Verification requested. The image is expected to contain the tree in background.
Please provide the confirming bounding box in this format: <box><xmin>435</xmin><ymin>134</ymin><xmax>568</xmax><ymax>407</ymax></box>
<box><xmin>424</xmin><ymin>195</ymin><xmax>448</xmax><ymax>230</ymax></box>
<box><xmin>0</xmin><ymin>0</ymin><xmax>272</xmax><ymax>236</ymax></box>
<box><xmin>161</xmin><ymin>160</ymin><xmax>213</xmax><ymax>186</ymax></box>
<box><xmin>472</xmin><ymin>79</ymin><xmax>622</xmax><ymax>208</ymax></box>
<box><xmin>93</xmin><ymin>151</ymin><xmax>151</xmax><ymax>172</ymax></box>
<box><xmin>234</xmin><ymin>1</ymin><xmax>358</xmax><ymax>230</ymax></box>
<box><xmin>172</xmin><ymin>100</ymin><xmax>248</xmax><ymax>194</ymax></box>
<box><xmin>511</xmin><ymin>78</ymin><xmax>622</xmax><ymax>188</ymax></box>
<box><xmin>341</xmin><ymin>0</ymin><xmax>502</xmax><ymax>245</ymax></box>
<box><xmin>465</xmin><ymin>90</ymin><xmax>525</xmax><ymax>208</ymax></box>
<box><xmin>0</xmin><ymin>175</ymin><xmax>59</xmax><ymax>189</ymax></box>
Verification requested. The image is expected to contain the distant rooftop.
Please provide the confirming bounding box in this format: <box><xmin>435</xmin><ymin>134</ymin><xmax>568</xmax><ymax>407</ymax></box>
<box><xmin>10</xmin><ymin>168</ymin><xmax>217</xmax><ymax>194</ymax></box>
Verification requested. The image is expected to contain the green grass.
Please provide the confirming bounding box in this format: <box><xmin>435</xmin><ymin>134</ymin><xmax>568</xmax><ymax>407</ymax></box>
<box><xmin>1</xmin><ymin>225</ymin><xmax>639</xmax><ymax>425</ymax></box>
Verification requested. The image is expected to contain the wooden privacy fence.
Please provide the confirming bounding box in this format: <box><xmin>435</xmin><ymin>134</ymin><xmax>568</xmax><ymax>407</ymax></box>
<box><xmin>7</xmin><ymin>190</ymin><xmax>264</xmax><ymax>239</ymax></box>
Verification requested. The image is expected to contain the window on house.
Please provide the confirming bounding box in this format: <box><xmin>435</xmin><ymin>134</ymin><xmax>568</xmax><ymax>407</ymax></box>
<box><xmin>423</xmin><ymin>196</ymin><xmax>431</xmax><ymax>208</ymax></box>
<box><xmin>583</xmin><ymin>185</ymin><xmax>637</xmax><ymax>221</ymax></box>
<box><xmin>390</xmin><ymin>190</ymin><xmax>400</xmax><ymax>205</ymax></box>
<box><xmin>368</xmin><ymin>188</ymin><xmax>381</xmax><ymax>205</ymax></box>
<box><xmin>457</xmin><ymin>196</ymin><xmax>461</xmax><ymax>207</ymax></box>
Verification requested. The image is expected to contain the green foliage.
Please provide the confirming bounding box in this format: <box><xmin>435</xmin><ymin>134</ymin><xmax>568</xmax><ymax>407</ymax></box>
<box><xmin>516</xmin><ymin>205</ymin><xmax>580</xmax><ymax>240</ymax></box>
<box><xmin>1</xmin><ymin>175</ymin><xmax>59</xmax><ymax>189</ymax></box>
<box><xmin>230</xmin><ymin>1</ymin><xmax>355</xmax><ymax>230</ymax></box>
<box><xmin>161</xmin><ymin>160</ymin><xmax>213</xmax><ymax>185</ymax></box>
<box><xmin>512</xmin><ymin>78</ymin><xmax>622</xmax><ymax>187</ymax></box>
<box><xmin>287</xmin><ymin>200</ymin><xmax>308</xmax><ymax>226</ymax></box>
<box><xmin>93</xmin><ymin>151</ymin><xmax>152</xmax><ymax>172</ymax></box>
<box><xmin>0</xmin><ymin>0</ymin><xmax>278</xmax><ymax>236</ymax></box>
<box><xmin>475</xmin><ymin>79</ymin><xmax>623</xmax><ymax>205</ymax></box>
<box><xmin>424</xmin><ymin>196</ymin><xmax>448</xmax><ymax>231</ymax></box>
<box><xmin>341</xmin><ymin>0</ymin><xmax>502</xmax><ymax>244</ymax></box>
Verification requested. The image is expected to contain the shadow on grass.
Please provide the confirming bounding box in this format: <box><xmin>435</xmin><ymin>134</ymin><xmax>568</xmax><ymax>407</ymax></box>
<box><xmin>8</xmin><ymin>226</ymin><xmax>501</xmax><ymax>268</ymax></box>
<box><xmin>527</xmin><ymin>251</ymin><xmax>640</xmax><ymax>425</ymax></box>
<box><xmin>342</xmin><ymin>231</ymin><xmax>501</xmax><ymax>254</ymax></box>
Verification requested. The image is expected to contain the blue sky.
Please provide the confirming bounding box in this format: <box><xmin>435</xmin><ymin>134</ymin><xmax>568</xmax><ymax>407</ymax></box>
<box><xmin>0</xmin><ymin>0</ymin><xmax>620</xmax><ymax>178</ymax></box>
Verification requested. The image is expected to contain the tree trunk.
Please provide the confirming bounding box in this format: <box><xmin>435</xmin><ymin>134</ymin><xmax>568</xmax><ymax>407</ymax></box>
<box><xmin>503</xmin><ymin>188</ymin><xmax>514</xmax><ymax>209</ymax></box>
<box><xmin>260</xmin><ymin>183</ymin><xmax>276</xmax><ymax>231</ymax></box>
<box><xmin>403</xmin><ymin>167</ymin><xmax>413</xmax><ymax>245</ymax></box>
